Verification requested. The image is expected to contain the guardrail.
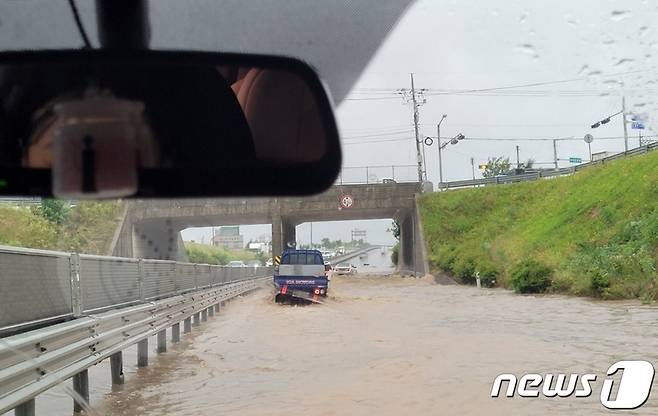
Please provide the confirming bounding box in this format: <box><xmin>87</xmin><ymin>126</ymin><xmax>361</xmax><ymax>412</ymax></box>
<box><xmin>0</xmin><ymin>245</ymin><xmax>271</xmax><ymax>415</ymax></box>
<box><xmin>438</xmin><ymin>141</ymin><xmax>658</xmax><ymax>190</ymax></box>
<box><xmin>328</xmin><ymin>246</ymin><xmax>376</xmax><ymax>264</ymax></box>
<box><xmin>336</xmin><ymin>164</ymin><xmax>418</xmax><ymax>185</ymax></box>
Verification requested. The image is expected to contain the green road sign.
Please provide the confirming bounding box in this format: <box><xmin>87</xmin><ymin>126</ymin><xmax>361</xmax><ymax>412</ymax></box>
<box><xmin>569</xmin><ymin>157</ymin><xmax>582</xmax><ymax>164</ymax></box>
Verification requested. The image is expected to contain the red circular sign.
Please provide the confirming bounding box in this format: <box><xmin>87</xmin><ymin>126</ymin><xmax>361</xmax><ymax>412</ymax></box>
<box><xmin>339</xmin><ymin>194</ymin><xmax>355</xmax><ymax>209</ymax></box>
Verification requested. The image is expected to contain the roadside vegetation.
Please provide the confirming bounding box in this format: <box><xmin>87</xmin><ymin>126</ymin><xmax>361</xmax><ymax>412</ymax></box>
<box><xmin>420</xmin><ymin>150</ymin><xmax>658</xmax><ymax>301</ymax></box>
<box><xmin>184</xmin><ymin>241</ymin><xmax>267</xmax><ymax>265</ymax></box>
<box><xmin>0</xmin><ymin>200</ymin><xmax>124</xmax><ymax>254</ymax></box>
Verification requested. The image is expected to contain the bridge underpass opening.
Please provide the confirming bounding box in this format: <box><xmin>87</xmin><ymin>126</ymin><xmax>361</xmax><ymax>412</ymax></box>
<box><xmin>180</xmin><ymin>223</ymin><xmax>274</xmax><ymax>264</ymax></box>
<box><xmin>113</xmin><ymin>183</ymin><xmax>427</xmax><ymax>275</ymax></box>
<box><xmin>295</xmin><ymin>219</ymin><xmax>397</xmax><ymax>273</ymax></box>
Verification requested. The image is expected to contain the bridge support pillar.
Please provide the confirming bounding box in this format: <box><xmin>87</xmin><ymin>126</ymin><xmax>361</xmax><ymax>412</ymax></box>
<box><xmin>110</xmin><ymin>352</ymin><xmax>124</xmax><ymax>385</ymax></box>
<box><xmin>282</xmin><ymin>219</ymin><xmax>296</xmax><ymax>249</ymax></box>
<box><xmin>157</xmin><ymin>329</ymin><xmax>167</xmax><ymax>353</ymax></box>
<box><xmin>72</xmin><ymin>369</ymin><xmax>89</xmax><ymax>413</ymax></box>
<box><xmin>214</xmin><ymin>303</ymin><xmax>220</xmax><ymax>313</ymax></box>
<box><xmin>271</xmin><ymin>216</ymin><xmax>282</xmax><ymax>256</ymax></box>
<box><xmin>272</xmin><ymin>216</ymin><xmax>297</xmax><ymax>256</ymax></box>
<box><xmin>193</xmin><ymin>312</ymin><xmax>201</xmax><ymax>327</ymax></box>
<box><xmin>397</xmin><ymin>205</ymin><xmax>428</xmax><ymax>276</ymax></box>
<box><xmin>183</xmin><ymin>317</ymin><xmax>192</xmax><ymax>333</ymax></box>
<box><xmin>398</xmin><ymin>212</ymin><xmax>413</xmax><ymax>274</ymax></box>
<box><xmin>201</xmin><ymin>309</ymin><xmax>208</xmax><ymax>322</ymax></box>
<box><xmin>137</xmin><ymin>339</ymin><xmax>148</xmax><ymax>367</ymax></box>
<box><xmin>14</xmin><ymin>399</ymin><xmax>35</xmax><ymax>416</ymax></box>
<box><xmin>208</xmin><ymin>306</ymin><xmax>215</xmax><ymax>317</ymax></box>
<box><xmin>172</xmin><ymin>323</ymin><xmax>181</xmax><ymax>343</ymax></box>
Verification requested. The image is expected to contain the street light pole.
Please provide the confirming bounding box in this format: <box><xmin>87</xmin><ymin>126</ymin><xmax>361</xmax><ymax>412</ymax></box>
<box><xmin>437</xmin><ymin>115</ymin><xmax>447</xmax><ymax>188</ymax></box>
<box><xmin>622</xmin><ymin>96</ymin><xmax>629</xmax><ymax>152</ymax></box>
<box><xmin>470</xmin><ymin>157</ymin><xmax>475</xmax><ymax>180</ymax></box>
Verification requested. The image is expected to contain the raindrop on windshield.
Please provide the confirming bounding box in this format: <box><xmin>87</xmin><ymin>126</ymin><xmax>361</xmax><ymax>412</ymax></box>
<box><xmin>610</xmin><ymin>10</ymin><xmax>632</xmax><ymax>21</ymax></box>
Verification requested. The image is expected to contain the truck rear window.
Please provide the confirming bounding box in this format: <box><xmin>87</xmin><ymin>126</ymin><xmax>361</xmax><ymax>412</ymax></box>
<box><xmin>281</xmin><ymin>253</ymin><xmax>323</xmax><ymax>265</ymax></box>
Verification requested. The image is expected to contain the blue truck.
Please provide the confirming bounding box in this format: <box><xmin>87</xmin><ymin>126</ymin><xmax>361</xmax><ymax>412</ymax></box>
<box><xmin>274</xmin><ymin>249</ymin><xmax>329</xmax><ymax>303</ymax></box>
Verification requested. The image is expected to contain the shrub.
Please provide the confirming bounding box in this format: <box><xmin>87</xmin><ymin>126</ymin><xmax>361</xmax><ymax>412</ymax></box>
<box><xmin>510</xmin><ymin>259</ymin><xmax>552</xmax><ymax>293</ymax></box>
<box><xmin>453</xmin><ymin>256</ymin><xmax>477</xmax><ymax>284</ymax></box>
<box><xmin>476</xmin><ymin>261</ymin><xmax>500</xmax><ymax>288</ymax></box>
<box><xmin>432</xmin><ymin>244</ymin><xmax>456</xmax><ymax>272</ymax></box>
<box><xmin>390</xmin><ymin>243</ymin><xmax>399</xmax><ymax>265</ymax></box>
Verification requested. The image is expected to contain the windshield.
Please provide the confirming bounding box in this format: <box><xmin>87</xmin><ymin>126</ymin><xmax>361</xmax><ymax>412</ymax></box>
<box><xmin>2</xmin><ymin>1</ymin><xmax>658</xmax><ymax>416</ymax></box>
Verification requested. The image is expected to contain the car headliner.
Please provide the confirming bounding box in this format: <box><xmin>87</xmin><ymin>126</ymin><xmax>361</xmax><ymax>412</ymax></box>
<box><xmin>0</xmin><ymin>0</ymin><xmax>414</xmax><ymax>103</ymax></box>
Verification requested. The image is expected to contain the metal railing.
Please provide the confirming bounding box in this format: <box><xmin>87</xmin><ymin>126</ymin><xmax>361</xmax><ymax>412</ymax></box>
<box><xmin>438</xmin><ymin>141</ymin><xmax>658</xmax><ymax>190</ymax></box>
<box><xmin>0</xmin><ymin>245</ymin><xmax>272</xmax><ymax>336</ymax></box>
<box><xmin>0</xmin><ymin>244</ymin><xmax>271</xmax><ymax>415</ymax></box>
<box><xmin>336</xmin><ymin>164</ymin><xmax>418</xmax><ymax>185</ymax></box>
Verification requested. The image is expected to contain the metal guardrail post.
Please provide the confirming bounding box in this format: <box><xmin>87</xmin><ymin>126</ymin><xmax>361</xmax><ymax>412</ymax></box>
<box><xmin>157</xmin><ymin>329</ymin><xmax>166</xmax><ymax>353</ymax></box>
<box><xmin>183</xmin><ymin>317</ymin><xmax>192</xmax><ymax>333</ymax></box>
<box><xmin>72</xmin><ymin>369</ymin><xmax>89</xmax><ymax>413</ymax></box>
<box><xmin>14</xmin><ymin>399</ymin><xmax>35</xmax><ymax>416</ymax></box>
<box><xmin>69</xmin><ymin>253</ymin><xmax>83</xmax><ymax>317</ymax></box>
<box><xmin>172</xmin><ymin>323</ymin><xmax>181</xmax><ymax>343</ymax></box>
<box><xmin>110</xmin><ymin>352</ymin><xmax>124</xmax><ymax>385</ymax></box>
<box><xmin>137</xmin><ymin>339</ymin><xmax>148</xmax><ymax>367</ymax></box>
<box><xmin>137</xmin><ymin>258</ymin><xmax>145</xmax><ymax>302</ymax></box>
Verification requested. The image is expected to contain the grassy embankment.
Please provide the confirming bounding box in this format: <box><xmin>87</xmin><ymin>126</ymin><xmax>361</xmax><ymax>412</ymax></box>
<box><xmin>0</xmin><ymin>201</ymin><xmax>124</xmax><ymax>254</ymax></box>
<box><xmin>420</xmin><ymin>150</ymin><xmax>658</xmax><ymax>300</ymax></box>
<box><xmin>184</xmin><ymin>241</ymin><xmax>263</xmax><ymax>265</ymax></box>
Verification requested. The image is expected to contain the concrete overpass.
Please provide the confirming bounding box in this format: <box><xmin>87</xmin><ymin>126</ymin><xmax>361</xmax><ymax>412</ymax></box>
<box><xmin>111</xmin><ymin>182</ymin><xmax>428</xmax><ymax>275</ymax></box>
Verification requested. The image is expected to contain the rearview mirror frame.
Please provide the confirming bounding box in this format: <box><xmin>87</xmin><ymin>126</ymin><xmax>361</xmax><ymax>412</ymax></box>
<box><xmin>0</xmin><ymin>49</ymin><xmax>341</xmax><ymax>197</ymax></box>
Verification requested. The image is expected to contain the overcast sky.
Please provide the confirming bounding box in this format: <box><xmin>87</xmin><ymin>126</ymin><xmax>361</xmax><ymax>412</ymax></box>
<box><xmin>1</xmin><ymin>0</ymin><xmax>653</xmax><ymax>249</ymax></box>
<box><xmin>189</xmin><ymin>0</ymin><xmax>657</xmax><ymax>247</ymax></box>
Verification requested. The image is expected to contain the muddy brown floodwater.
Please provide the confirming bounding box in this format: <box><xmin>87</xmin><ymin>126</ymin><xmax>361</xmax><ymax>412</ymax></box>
<box><xmin>21</xmin><ymin>248</ymin><xmax>658</xmax><ymax>416</ymax></box>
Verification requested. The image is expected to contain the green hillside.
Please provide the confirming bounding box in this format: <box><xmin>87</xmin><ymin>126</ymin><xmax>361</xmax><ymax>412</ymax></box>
<box><xmin>184</xmin><ymin>242</ymin><xmax>264</xmax><ymax>265</ymax></box>
<box><xmin>419</xmin><ymin>151</ymin><xmax>658</xmax><ymax>300</ymax></box>
<box><xmin>0</xmin><ymin>200</ymin><xmax>124</xmax><ymax>255</ymax></box>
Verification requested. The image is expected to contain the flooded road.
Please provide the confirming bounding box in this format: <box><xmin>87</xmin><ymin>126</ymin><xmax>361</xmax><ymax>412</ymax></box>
<box><xmin>26</xmin><ymin>247</ymin><xmax>658</xmax><ymax>415</ymax></box>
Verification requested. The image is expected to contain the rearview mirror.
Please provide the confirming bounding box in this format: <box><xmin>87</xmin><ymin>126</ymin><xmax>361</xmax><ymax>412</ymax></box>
<box><xmin>0</xmin><ymin>50</ymin><xmax>341</xmax><ymax>197</ymax></box>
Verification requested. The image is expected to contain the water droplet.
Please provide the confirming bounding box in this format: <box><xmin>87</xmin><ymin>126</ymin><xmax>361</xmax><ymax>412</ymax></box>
<box><xmin>611</xmin><ymin>10</ymin><xmax>631</xmax><ymax>21</ymax></box>
<box><xmin>517</xmin><ymin>44</ymin><xmax>536</xmax><ymax>55</ymax></box>
<box><xmin>602</xmin><ymin>39</ymin><xmax>615</xmax><ymax>46</ymax></box>
<box><xmin>640</xmin><ymin>26</ymin><xmax>649</xmax><ymax>37</ymax></box>
<box><xmin>614</xmin><ymin>58</ymin><xmax>635</xmax><ymax>67</ymax></box>
<box><xmin>588</xmin><ymin>70</ymin><xmax>602</xmax><ymax>76</ymax></box>
<box><xmin>519</xmin><ymin>13</ymin><xmax>527</xmax><ymax>23</ymax></box>
<box><xmin>578</xmin><ymin>65</ymin><xmax>589</xmax><ymax>75</ymax></box>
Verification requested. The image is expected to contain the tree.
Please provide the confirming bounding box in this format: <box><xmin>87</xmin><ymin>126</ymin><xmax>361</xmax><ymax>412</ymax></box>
<box><xmin>482</xmin><ymin>157</ymin><xmax>511</xmax><ymax>178</ymax></box>
<box><xmin>35</xmin><ymin>199</ymin><xmax>70</xmax><ymax>225</ymax></box>
<box><xmin>391</xmin><ymin>220</ymin><xmax>400</xmax><ymax>241</ymax></box>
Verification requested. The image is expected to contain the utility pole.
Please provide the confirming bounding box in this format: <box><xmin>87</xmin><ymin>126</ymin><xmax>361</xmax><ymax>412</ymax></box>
<box><xmin>622</xmin><ymin>96</ymin><xmax>629</xmax><ymax>152</ymax></box>
<box><xmin>553</xmin><ymin>139</ymin><xmax>558</xmax><ymax>170</ymax></box>
<box><xmin>516</xmin><ymin>145</ymin><xmax>520</xmax><ymax>169</ymax></box>
<box><xmin>398</xmin><ymin>74</ymin><xmax>427</xmax><ymax>185</ymax></box>
<box><xmin>409</xmin><ymin>74</ymin><xmax>424</xmax><ymax>184</ymax></box>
